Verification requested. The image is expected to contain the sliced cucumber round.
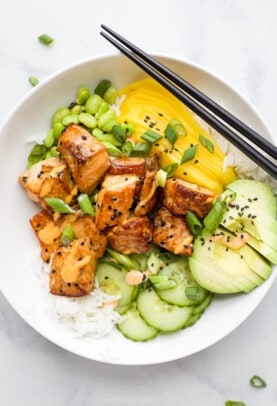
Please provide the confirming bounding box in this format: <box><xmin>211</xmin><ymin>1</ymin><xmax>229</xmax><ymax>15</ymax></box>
<box><xmin>155</xmin><ymin>260</ymin><xmax>208</xmax><ymax>306</ymax></box>
<box><xmin>117</xmin><ymin>303</ymin><xmax>158</xmax><ymax>342</ymax></box>
<box><xmin>137</xmin><ymin>287</ymin><xmax>193</xmax><ymax>332</ymax></box>
<box><xmin>96</xmin><ymin>263</ymin><xmax>137</xmax><ymax>315</ymax></box>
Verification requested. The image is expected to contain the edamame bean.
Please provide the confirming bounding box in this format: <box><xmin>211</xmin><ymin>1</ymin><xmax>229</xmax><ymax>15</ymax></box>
<box><xmin>96</xmin><ymin>101</ymin><xmax>110</xmax><ymax>117</ymax></box>
<box><xmin>51</xmin><ymin>107</ymin><xmax>70</xmax><ymax>126</ymax></box>
<box><xmin>71</xmin><ymin>104</ymin><xmax>84</xmax><ymax>115</ymax></box>
<box><xmin>85</xmin><ymin>95</ymin><xmax>102</xmax><ymax>115</ymax></box>
<box><xmin>76</xmin><ymin>86</ymin><xmax>90</xmax><ymax>105</ymax></box>
<box><xmin>104</xmin><ymin>86</ymin><xmax>117</xmax><ymax>105</ymax></box>
<box><xmin>102</xmin><ymin>119</ymin><xmax>118</xmax><ymax>133</ymax></box>
<box><xmin>53</xmin><ymin>122</ymin><xmax>65</xmax><ymax>139</ymax></box>
<box><xmin>97</xmin><ymin>109</ymin><xmax>116</xmax><ymax>130</ymax></box>
<box><xmin>92</xmin><ymin>128</ymin><xmax>104</xmax><ymax>138</ymax></box>
<box><xmin>62</xmin><ymin>114</ymin><xmax>79</xmax><ymax>126</ymax></box>
<box><xmin>44</xmin><ymin>129</ymin><xmax>55</xmax><ymax>148</ymax></box>
<box><xmin>79</xmin><ymin>112</ymin><xmax>97</xmax><ymax>129</ymax></box>
<box><xmin>45</xmin><ymin>150</ymin><xmax>52</xmax><ymax>159</ymax></box>
<box><xmin>50</xmin><ymin>146</ymin><xmax>59</xmax><ymax>157</ymax></box>
<box><xmin>30</xmin><ymin>143</ymin><xmax>46</xmax><ymax>156</ymax></box>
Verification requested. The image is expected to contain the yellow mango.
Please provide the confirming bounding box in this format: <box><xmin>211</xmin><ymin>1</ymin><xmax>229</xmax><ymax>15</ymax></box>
<box><xmin>118</xmin><ymin>78</ymin><xmax>237</xmax><ymax>195</ymax></box>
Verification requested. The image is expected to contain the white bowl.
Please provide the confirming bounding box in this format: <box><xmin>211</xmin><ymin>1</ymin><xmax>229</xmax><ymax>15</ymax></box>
<box><xmin>0</xmin><ymin>54</ymin><xmax>276</xmax><ymax>365</ymax></box>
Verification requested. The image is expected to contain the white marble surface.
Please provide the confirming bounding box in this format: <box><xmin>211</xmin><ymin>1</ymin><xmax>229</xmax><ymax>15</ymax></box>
<box><xmin>0</xmin><ymin>0</ymin><xmax>277</xmax><ymax>405</ymax></box>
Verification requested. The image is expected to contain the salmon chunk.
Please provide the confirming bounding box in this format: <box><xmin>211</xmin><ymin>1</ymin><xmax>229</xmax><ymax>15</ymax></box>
<box><xmin>135</xmin><ymin>170</ymin><xmax>159</xmax><ymax>216</ymax></box>
<box><xmin>18</xmin><ymin>157</ymin><xmax>77</xmax><ymax>209</ymax></box>
<box><xmin>107</xmin><ymin>216</ymin><xmax>153</xmax><ymax>254</ymax></box>
<box><xmin>163</xmin><ymin>178</ymin><xmax>215</xmax><ymax>218</ymax></box>
<box><xmin>95</xmin><ymin>174</ymin><xmax>139</xmax><ymax>230</ymax></box>
<box><xmin>57</xmin><ymin>124</ymin><xmax>110</xmax><ymax>194</ymax></box>
<box><xmin>49</xmin><ymin>238</ymin><xmax>96</xmax><ymax>297</ymax></box>
<box><xmin>108</xmin><ymin>157</ymin><xmax>146</xmax><ymax>177</ymax></box>
<box><xmin>152</xmin><ymin>207</ymin><xmax>193</xmax><ymax>256</ymax></box>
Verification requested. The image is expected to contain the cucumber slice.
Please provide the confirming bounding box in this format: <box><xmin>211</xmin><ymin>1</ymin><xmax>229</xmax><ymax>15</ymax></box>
<box><xmin>155</xmin><ymin>260</ymin><xmax>208</xmax><ymax>306</ymax></box>
<box><xmin>96</xmin><ymin>263</ymin><xmax>137</xmax><ymax>315</ymax></box>
<box><xmin>192</xmin><ymin>292</ymin><xmax>213</xmax><ymax>315</ymax></box>
<box><xmin>117</xmin><ymin>303</ymin><xmax>158</xmax><ymax>341</ymax></box>
<box><xmin>137</xmin><ymin>287</ymin><xmax>193</xmax><ymax>332</ymax></box>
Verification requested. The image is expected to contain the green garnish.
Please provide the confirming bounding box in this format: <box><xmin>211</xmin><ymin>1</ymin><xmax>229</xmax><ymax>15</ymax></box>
<box><xmin>163</xmin><ymin>163</ymin><xmax>178</xmax><ymax>178</ymax></box>
<box><xmin>180</xmin><ymin>144</ymin><xmax>199</xmax><ymax>164</ymax></box>
<box><xmin>199</xmin><ymin>134</ymin><xmax>214</xmax><ymax>153</ymax></box>
<box><xmin>28</xmin><ymin>77</ymin><xmax>39</xmax><ymax>87</ymax></box>
<box><xmin>249</xmin><ymin>375</ymin><xmax>267</xmax><ymax>388</ymax></box>
<box><xmin>112</xmin><ymin>124</ymin><xmax>126</xmax><ymax>144</ymax></box>
<box><xmin>140</xmin><ymin>130</ymin><xmax>163</xmax><ymax>144</ymax></box>
<box><xmin>38</xmin><ymin>33</ymin><xmax>54</xmax><ymax>46</ymax></box>
<box><xmin>131</xmin><ymin>142</ymin><xmax>151</xmax><ymax>157</ymax></box>
<box><xmin>61</xmin><ymin>225</ymin><xmax>74</xmax><ymax>246</ymax></box>
<box><xmin>94</xmin><ymin>80</ymin><xmax>112</xmax><ymax>97</ymax></box>
<box><xmin>77</xmin><ymin>193</ymin><xmax>95</xmax><ymax>216</ymax></box>
<box><xmin>44</xmin><ymin>197</ymin><xmax>75</xmax><ymax>214</ymax></box>
<box><xmin>155</xmin><ymin>169</ymin><xmax>167</xmax><ymax>187</ymax></box>
<box><xmin>165</xmin><ymin>118</ymin><xmax>187</xmax><ymax>145</ymax></box>
<box><xmin>186</xmin><ymin>211</ymin><xmax>203</xmax><ymax>236</ymax></box>
<box><xmin>185</xmin><ymin>286</ymin><xmax>201</xmax><ymax>300</ymax></box>
<box><xmin>204</xmin><ymin>201</ymin><xmax>226</xmax><ymax>233</ymax></box>
<box><xmin>225</xmin><ymin>402</ymin><xmax>245</xmax><ymax>406</ymax></box>
<box><xmin>122</xmin><ymin>141</ymin><xmax>133</xmax><ymax>157</ymax></box>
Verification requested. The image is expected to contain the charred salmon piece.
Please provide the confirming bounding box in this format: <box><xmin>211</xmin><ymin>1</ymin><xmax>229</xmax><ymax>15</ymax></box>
<box><xmin>163</xmin><ymin>178</ymin><xmax>215</xmax><ymax>218</ymax></box>
<box><xmin>49</xmin><ymin>237</ymin><xmax>96</xmax><ymax>297</ymax></box>
<box><xmin>95</xmin><ymin>174</ymin><xmax>139</xmax><ymax>230</ymax></box>
<box><xmin>19</xmin><ymin>157</ymin><xmax>77</xmax><ymax>209</ymax></box>
<box><xmin>108</xmin><ymin>157</ymin><xmax>146</xmax><ymax>177</ymax></box>
<box><xmin>134</xmin><ymin>170</ymin><xmax>159</xmax><ymax>216</ymax></box>
<box><xmin>152</xmin><ymin>207</ymin><xmax>193</xmax><ymax>256</ymax></box>
<box><xmin>107</xmin><ymin>216</ymin><xmax>153</xmax><ymax>254</ymax></box>
<box><xmin>30</xmin><ymin>210</ymin><xmax>62</xmax><ymax>262</ymax></box>
<box><xmin>61</xmin><ymin>214</ymin><xmax>107</xmax><ymax>259</ymax></box>
<box><xmin>57</xmin><ymin>124</ymin><xmax>110</xmax><ymax>194</ymax></box>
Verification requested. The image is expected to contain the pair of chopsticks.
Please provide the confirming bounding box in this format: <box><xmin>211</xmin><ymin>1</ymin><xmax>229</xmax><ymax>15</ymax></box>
<box><xmin>100</xmin><ymin>25</ymin><xmax>277</xmax><ymax>179</ymax></box>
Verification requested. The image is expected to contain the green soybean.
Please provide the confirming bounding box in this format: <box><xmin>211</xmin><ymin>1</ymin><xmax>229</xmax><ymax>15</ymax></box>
<box><xmin>76</xmin><ymin>86</ymin><xmax>90</xmax><ymax>105</ymax></box>
<box><xmin>30</xmin><ymin>143</ymin><xmax>46</xmax><ymax>157</ymax></box>
<box><xmin>62</xmin><ymin>114</ymin><xmax>79</xmax><ymax>126</ymax></box>
<box><xmin>71</xmin><ymin>104</ymin><xmax>84</xmax><ymax>115</ymax></box>
<box><xmin>53</xmin><ymin>122</ymin><xmax>65</xmax><ymax>139</ymax></box>
<box><xmin>44</xmin><ymin>129</ymin><xmax>55</xmax><ymax>148</ymax></box>
<box><xmin>51</xmin><ymin>107</ymin><xmax>70</xmax><ymax>126</ymax></box>
<box><xmin>50</xmin><ymin>146</ymin><xmax>59</xmax><ymax>157</ymax></box>
<box><xmin>78</xmin><ymin>112</ymin><xmax>97</xmax><ymax>129</ymax></box>
<box><xmin>104</xmin><ymin>86</ymin><xmax>117</xmax><ymax>105</ymax></box>
<box><xmin>97</xmin><ymin>109</ymin><xmax>117</xmax><ymax>130</ymax></box>
<box><xmin>96</xmin><ymin>101</ymin><xmax>110</xmax><ymax>117</ymax></box>
<box><xmin>85</xmin><ymin>95</ymin><xmax>102</xmax><ymax>115</ymax></box>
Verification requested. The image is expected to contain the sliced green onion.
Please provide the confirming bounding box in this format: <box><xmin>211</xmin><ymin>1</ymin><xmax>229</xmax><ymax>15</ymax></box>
<box><xmin>158</xmin><ymin>251</ymin><xmax>179</xmax><ymax>264</ymax></box>
<box><xmin>199</xmin><ymin>134</ymin><xmax>214</xmax><ymax>153</ymax></box>
<box><xmin>153</xmin><ymin>277</ymin><xmax>177</xmax><ymax>291</ymax></box>
<box><xmin>107</xmin><ymin>249</ymin><xmax>139</xmax><ymax>270</ymax></box>
<box><xmin>140</xmin><ymin>130</ymin><xmax>163</xmax><ymax>144</ymax></box>
<box><xmin>185</xmin><ymin>286</ymin><xmax>201</xmax><ymax>301</ymax></box>
<box><xmin>220</xmin><ymin>190</ymin><xmax>237</xmax><ymax>204</ymax></box>
<box><xmin>28</xmin><ymin>76</ymin><xmax>39</xmax><ymax>87</ymax></box>
<box><xmin>147</xmin><ymin>252</ymin><xmax>162</xmax><ymax>275</ymax></box>
<box><xmin>45</xmin><ymin>197</ymin><xmax>75</xmax><ymax>214</ymax></box>
<box><xmin>94</xmin><ymin>79</ymin><xmax>112</xmax><ymax>97</ymax></box>
<box><xmin>98</xmin><ymin>260</ymin><xmax>123</xmax><ymax>271</ymax></box>
<box><xmin>38</xmin><ymin>33</ymin><xmax>54</xmax><ymax>46</ymax></box>
<box><xmin>77</xmin><ymin>193</ymin><xmax>95</xmax><ymax>216</ymax></box>
<box><xmin>122</xmin><ymin>141</ymin><xmax>133</xmax><ymax>157</ymax></box>
<box><xmin>131</xmin><ymin>142</ymin><xmax>151</xmax><ymax>157</ymax></box>
<box><xmin>148</xmin><ymin>275</ymin><xmax>169</xmax><ymax>284</ymax></box>
<box><xmin>204</xmin><ymin>201</ymin><xmax>226</xmax><ymax>233</ymax></box>
<box><xmin>101</xmin><ymin>141</ymin><xmax>122</xmax><ymax>157</ymax></box>
<box><xmin>61</xmin><ymin>225</ymin><xmax>74</xmax><ymax>246</ymax></box>
<box><xmin>121</xmin><ymin>123</ymin><xmax>135</xmax><ymax>136</ymax></box>
<box><xmin>225</xmin><ymin>402</ymin><xmax>246</xmax><ymax>406</ymax></box>
<box><xmin>249</xmin><ymin>375</ymin><xmax>267</xmax><ymax>388</ymax></box>
<box><xmin>155</xmin><ymin>169</ymin><xmax>167</xmax><ymax>187</ymax></box>
<box><xmin>163</xmin><ymin>163</ymin><xmax>178</xmax><ymax>178</ymax></box>
<box><xmin>186</xmin><ymin>211</ymin><xmax>203</xmax><ymax>236</ymax></box>
<box><xmin>165</xmin><ymin>118</ymin><xmax>187</xmax><ymax>145</ymax></box>
<box><xmin>180</xmin><ymin>144</ymin><xmax>199</xmax><ymax>164</ymax></box>
<box><xmin>112</xmin><ymin>124</ymin><xmax>126</xmax><ymax>144</ymax></box>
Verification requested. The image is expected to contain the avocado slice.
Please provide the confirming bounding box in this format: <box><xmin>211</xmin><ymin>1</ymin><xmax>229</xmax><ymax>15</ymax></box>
<box><xmin>189</xmin><ymin>228</ymin><xmax>272</xmax><ymax>294</ymax></box>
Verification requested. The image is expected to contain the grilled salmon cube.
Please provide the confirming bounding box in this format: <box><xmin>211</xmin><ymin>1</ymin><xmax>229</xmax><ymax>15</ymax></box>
<box><xmin>95</xmin><ymin>174</ymin><xmax>139</xmax><ymax>230</ymax></box>
<box><xmin>108</xmin><ymin>157</ymin><xmax>146</xmax><ymax>177</ymax></box>
<box><xmin>30</xmin><ymin>210</ymin><xmax>62</xmax><ymax>262</ymax></box>
<box><xmin>19</xmin><ymin>157</ymin><xmax>77</xmax><ymax>209</ymax></box>
<box><xmin>49</xmin><ymin>237</ymin><xmax>96</xmax><ymax>297</ymax></box>
<box><xmin>163</xmin><ymin>178</ymin><xmax>215</xmax><ymax>218</ymax></box>
<box><xmin>153</xmin><ymin>207</ymin><xmax>193</xmax><ymax>256</ymax></box>
<box><xmin>57</xmin><ymin>124</ymin><xmax>110</xmax><ymax>194</ymax></box>
<box><xmin>135</xmin><ymin>170</ymin><xmax>159</xmax><ymax>216</ymax></box>
<box><xmin>107</xmin><ymin>216</ymin><xmax>153</xmax><ymax>254</ymax></box>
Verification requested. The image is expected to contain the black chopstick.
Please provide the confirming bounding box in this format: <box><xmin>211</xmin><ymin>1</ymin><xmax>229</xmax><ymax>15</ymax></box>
<box><xmin>100</xmin><ymin>25</ymin><xmax>277</xmax><ymax>179</ymax></box>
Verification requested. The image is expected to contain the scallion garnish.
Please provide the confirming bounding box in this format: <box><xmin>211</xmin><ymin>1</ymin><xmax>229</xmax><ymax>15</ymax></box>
<box><xmin>140</xmin><ymin>130</ymin><xmax>163</xmax><ymax>144</ymax></box>
<box><xmin>186</xmin><ymin>211</ymin><xmax>203</xmax><ymax>236</ymax></box>
<box><xmin>155</xmin><ymin>169</ymin><xmax>167</xmax><ymax>187</ymax></box>
<box><xmin>77</xmin><ymin>193</ymin><xmax>95</xmax><ymax>216</ymax></box>
<box><xmin>94</xmin><ymin>79</ymin><xmax>112</xmax><ymax>97</ymax></box>
<box><xmin>107</xmin><ymin>249</ymin><xmax>138</xmax><ymax>270</ymax></box>
<box><xmin>112</xmin><ymin>124</ymin><xmax>126</xmax><ymax>144</ymax></box>
<box><xmin>131</xmin><ymin>142</ymin><xmax>151</xmax><ymax>157</ymax></box>
<box><xmin>122</xmin><ymin>141</ymin><xmax>133</xmax><ymax>157</ymax></box>
<box><xmin>147</xmin><ymin>252</ymin><xmax>162</xmax><ymax>275</ymax></box>
<box><xmin>28</xmin><ymin>76</ymin><xmax>39</xmax><ymax>87</ymax></box>
<box><xmin>185</xmin><ymin>286</ymin><xmax>201</xmax><ymax>300</ymax></box>
<box><xmin>199</xmin><ymin>134</ymin><xmax>214</xmax><ymax>153</ymax></box>
<box><xmin>38</xmin><ymin>33</ymin><xmax>54</xmax><ymax>46</ymax></box>
<box><xmin>45</xmin><ymin>197</ymin><xmax>75</xmax><ymax>214</ymax></box>
<box><xmin>225</xmin><ymin>402</ymin><xmax>245</xmax><ymax>406</ymax></box>
<box><xmin>204</xmin><ymin>201</ymin><xmax>226</xmax><ymax>233</ymax></box>
<box><xmin>180</xmin><ymin>144</ymin><xmax>199</xmax><ymax>164</ymax></box>
<box><xmin>61</xmin><ymin>225</ymin><xmax>74</xmax><ymax>246</ymax></box>
<box><xmin>163</xmin><ymin>163</ymin><xmax>178</xmax><ymax>178</ymax></box>
<box><xmin>165</xmin><ymin>118</ymin><xmax>187</xmax><ymax>145</ymax></box>
<box><xmin>249</xmin><ymin>375</ymin><xmax>267</xmax><ymax>388</ymax></box>
<box><xmin>101</xmin><ymin>141</ymin><xmax>122</xmax><ymax>157</ymax></box>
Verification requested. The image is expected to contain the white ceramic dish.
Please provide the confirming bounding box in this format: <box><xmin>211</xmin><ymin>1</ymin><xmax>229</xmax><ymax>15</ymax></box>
<box><xmin>0</xmin><ymin>54</ymin><xmax>276</xmax><ymax>365</ymax></box>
